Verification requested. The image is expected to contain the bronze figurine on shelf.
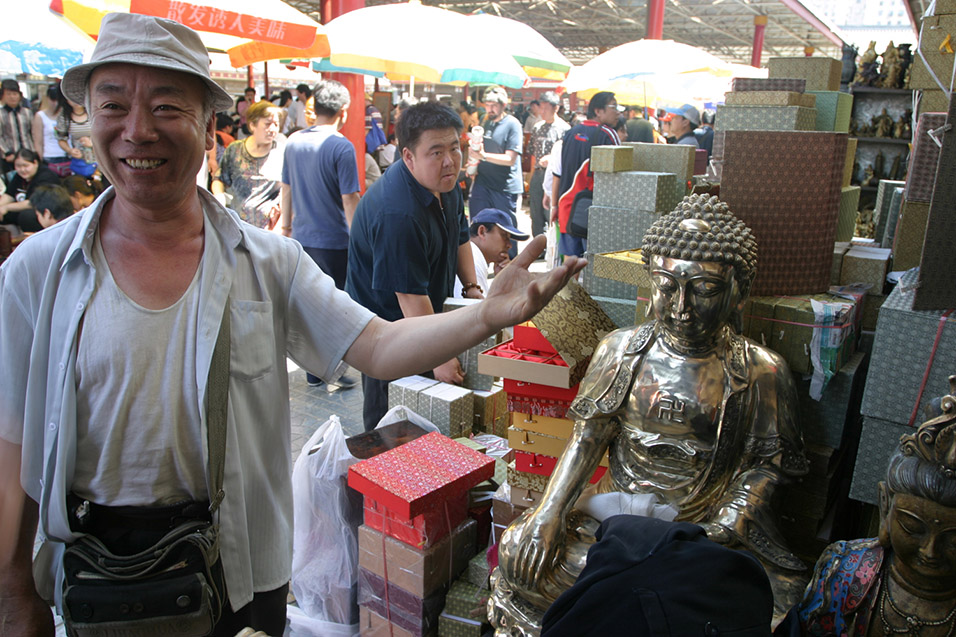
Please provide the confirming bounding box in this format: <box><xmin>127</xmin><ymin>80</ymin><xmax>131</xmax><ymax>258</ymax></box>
<box><xmin>854</xmin><ymin>41</ymin><xmax>881</xmax><ymax>86</ymax></box>
<box><xmin>490</xmin><ymin>195</ymin><xmax>809</xmax><ymax>636</ymax></box>
<box><xmin>862</xmin><ymin>165</ymin><xmax>879</xmax><ymax>187</ymax></box>
<box><xmin>874</xmin><ymin>108</ymin><xmax>895</xmax><ymax>138</ymax></box>
<box><xmin>879</xmin><ymin>41</ymin><xmax>903</xmax><ymax>89</ymax></box>
<box><xmin>779</xmin><ymin>376</ymin><xmax>956</xmax><ymax>636</ymax></box>
<box><xmin>898</xmin><ymin>43</ymin><xmax>914</xmax><ymax>87</ymax></box>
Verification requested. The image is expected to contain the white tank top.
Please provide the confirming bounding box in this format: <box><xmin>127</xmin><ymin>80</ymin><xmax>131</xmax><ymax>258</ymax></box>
<box><xmin>37</xmin><ymin>110</ymin><xmax>62</xmax><ymax>159</ymax></box>
<box><xmin>73</xmin><ymin>229</ymin><xmax>206</xmax><ymax>505</ymax></box>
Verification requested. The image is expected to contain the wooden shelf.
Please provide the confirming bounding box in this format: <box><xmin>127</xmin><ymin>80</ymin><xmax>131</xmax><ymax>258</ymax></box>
<box><xmin>849</xmin><ymin>86</ymin><xmax>913</xmax><ymax>95</ymax></box>
<box><xmin>855</xmin><ymin>136</ymin><xmax>912</xmax><ymax>145</ymax></box>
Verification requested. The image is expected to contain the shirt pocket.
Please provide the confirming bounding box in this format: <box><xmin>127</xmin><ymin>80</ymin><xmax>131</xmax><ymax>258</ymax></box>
<box><xmin>229</xmin><ymin>300</ymin><xmax>276</xmax><ymax>382</ymax></box>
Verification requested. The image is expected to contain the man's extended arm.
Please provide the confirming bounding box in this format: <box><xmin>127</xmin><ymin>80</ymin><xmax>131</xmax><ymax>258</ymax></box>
<box><xmin>0</xmin><ymin>438</ymin><xmax>54</xmax><ymax>636</ymax></box>
<box><xmin>480</xmin><ymin>149</ymin><xmax>519</xmax><ymax>168</ymax></box>
<box><xmin>394</xmin><ymin>292</ymin><xmax>465</xmax><ymax>384</ymax></box>
<box><xmin>345</xmin><ymin>236</ymin><xmax>584</xmax><ymax>382</ymax></box>
<box><xmin>342</xmin><ymin>192</ymin><xmax>360</xmax><ymax>229</ymax></box>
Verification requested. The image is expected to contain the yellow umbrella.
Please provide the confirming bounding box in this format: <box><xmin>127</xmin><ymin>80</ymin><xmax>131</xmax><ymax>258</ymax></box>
<box><xmin>49</xmin><ymin>0</ymin><xmax>329</xmax><ymax>67</ymax></box>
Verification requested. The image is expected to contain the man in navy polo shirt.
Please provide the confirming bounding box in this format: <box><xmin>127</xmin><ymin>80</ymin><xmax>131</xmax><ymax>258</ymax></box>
<box><xmin>551</xmin><ymin>91</ymin><xmax>620</xmax><ymax>259</ymax></box>
<box><xmin>347</xmin><ymin>102</ymin><xmax>482</xmax><ymax>431</ymax></box>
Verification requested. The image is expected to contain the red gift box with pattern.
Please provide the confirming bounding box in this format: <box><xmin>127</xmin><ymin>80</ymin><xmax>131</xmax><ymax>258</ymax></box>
<box><xmin>348</xmin><ymin>431</ymin><xmax>495</xmax><ymax>522</ymax></box>
<box><xmin>363</xmin><ymin>493</ymin><xmax>469</xmax><ymax>549</ymax></box>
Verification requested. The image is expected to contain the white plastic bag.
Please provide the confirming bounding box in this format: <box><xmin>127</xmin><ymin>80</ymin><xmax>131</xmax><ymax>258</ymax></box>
<box><xmin>545</xmin><ymin>222</ymin><xmax>559</xmax><ymax>269</ymax></box>
<box><xmin>290</xmin><ymin>415</ymin><xmax>361</xmax><ymax>630</ymax></box>
<box><xmin>285</xmin><ymin>604</ymin><xmax>356</xmax><ymax>637</ymax></box>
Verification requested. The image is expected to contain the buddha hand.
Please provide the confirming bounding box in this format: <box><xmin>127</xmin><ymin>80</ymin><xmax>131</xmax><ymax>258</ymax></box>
<box><xmin>499</xmin><ymin>508</ymin><xmax>566</xmax><ymax>590</ymax></box>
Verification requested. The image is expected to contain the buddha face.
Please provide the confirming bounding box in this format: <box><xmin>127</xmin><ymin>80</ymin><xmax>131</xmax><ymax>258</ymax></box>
<box><xmin>649</xmin><ymin>254</ymin><xmax>739</xmax><ymax>346</ymax></box>
<box><xmin>882</xmin><ymin>491</ymin><xmax>956</xmax><ymax>594</ymax></box>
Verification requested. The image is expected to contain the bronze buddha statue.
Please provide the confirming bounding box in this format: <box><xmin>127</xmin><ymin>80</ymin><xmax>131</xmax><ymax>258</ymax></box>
<box><xmin>491</xmin><ymin>195</ymin><xmax>809</xmax><ymax>634</ymax></box>
<box><xmin>783</xmin><ymin>376</ymin><xmax>956</xmax><ymax>637</ymax></box>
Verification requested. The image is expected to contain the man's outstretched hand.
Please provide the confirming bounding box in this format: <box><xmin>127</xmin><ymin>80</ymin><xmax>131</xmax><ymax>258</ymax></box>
<box><xmin>480</xmin><ymin>235</ymin><xmax>586</xmax><ymax>331</ymax></box>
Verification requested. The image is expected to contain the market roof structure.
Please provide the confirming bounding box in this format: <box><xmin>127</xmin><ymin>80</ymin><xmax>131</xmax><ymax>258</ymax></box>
<box><xmin>284</xmin><ymin>0</ymin><xmax>846</xmax><ymax>66</ymax></box>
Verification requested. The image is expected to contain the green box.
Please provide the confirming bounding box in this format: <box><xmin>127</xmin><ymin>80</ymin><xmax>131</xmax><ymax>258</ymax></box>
<box><xmin>626</xmin><ymin>142</ymin><xmax>694</xmax><ymax>205</ymax></box>
<box><xmin>438</xmin><ymin>612</ymin><xmax>487</xmax><ymax>637</ymax></box>
<box><xmin>715</xmin><ymin>105</ymin><xmax>817</xmax><ymax>132</ymax></box>
<box><xmin>590</xmin><ymin>145</ymin><xmax>633</xmax><ymax>172</ymax></box>
<box><xmin>807</xmin><ymin>91</ymin><xmax>853</xmax><ymax>132</ymax></box>
<box><xmin>768</xmin><ymin>56</ymin><xmax>842</xmax><ymax>91</ymax></box>
<box><xmin>593</xmin><ymin>171</ymin><xmax>680</xmax><ymax>212</ymax></box>
<box><xmin>836</xmin><ymin>186</ymin><xmax>861</xmax><ymax>242</ymax></box>
<box><xmin>442</xmin><ymin>579</ymin><xmax>489</xmax><ymax>622</ymax></box>
<box><xmin>465</xmin><ymin>552</ymin><xmax>491</xmax><ymax>590</ymax></box>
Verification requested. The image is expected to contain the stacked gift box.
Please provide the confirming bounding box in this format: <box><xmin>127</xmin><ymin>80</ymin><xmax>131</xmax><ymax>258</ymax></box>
<box><xmin>478</xmin><ymin>280</ymin><xmax>616</xmax><ymax>526</ymax></box>
<box><xmin>837</xmin><ymin>244</ymin><xmax>892</xmax><ymax>330</ymax></box>
<box><xmin>849</xmin><ymin>268</ymin><xmax>956</xmax><ymax>505</ymax></box>
<box><xmin>581</xmin><ymin>143</ymin><xmax>693</xmax><ymax>324</ymax></box>
<box><xmin>349</xmin><ymin>432</ymin><xmax>494</xmax><ymax>636</ymax></box>
<box><xmin>386</xmin><ymin>376</ymin><xmax>474</xmax><ymax>438</ymax></box>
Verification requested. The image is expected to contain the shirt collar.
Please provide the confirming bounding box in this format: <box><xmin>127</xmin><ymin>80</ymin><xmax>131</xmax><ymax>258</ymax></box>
<box><xmin>396</xmin><ymin>157</ymin><xmax>444</xmax><ymax>210</ymax></box>
<box><xmin>62</xmin><ymin>187</ymin><xmax>245</xmax><ymax>271</ymax></box>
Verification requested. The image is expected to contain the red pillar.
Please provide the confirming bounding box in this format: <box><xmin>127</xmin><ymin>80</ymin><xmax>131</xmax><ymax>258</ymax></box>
<box><xmin>751</xmin><ymin>15</ymin><xmax>768</xmax><ymax>68</ymax></box>
<box><xmin>323</xmin><ymin>0</ymin><xmax>366</xmax><ymax>191</ymax></box>
<box><xmin>646</xmin><ymin>0</ymin><xmax>665</xmax><ymax>40</ymax></box>
<box><xmin>263</xmin><ymin>61</ymin><xmax>270</xmax><ymax>99</ymax></box>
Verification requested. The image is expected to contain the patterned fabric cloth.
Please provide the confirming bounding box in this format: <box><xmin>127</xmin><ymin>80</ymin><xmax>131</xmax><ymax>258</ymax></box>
<box><xmin>529</xmin><ymin>117</ymin><xmax>570</xmax><ymax>165</ymax></box>
<box><xmin>0</xmin><ymin>104</ymin><xmax>34</xmax><ymax>157</ymax></box>
<box><xmin>785</xmin><ymin>538</ymin><xmax>883</xmax><ymax>636</ymax></box>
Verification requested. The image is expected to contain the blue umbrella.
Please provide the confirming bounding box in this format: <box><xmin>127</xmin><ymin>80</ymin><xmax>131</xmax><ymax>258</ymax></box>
<box><xmin>0</xmin><ymin>40</ymin><xmax>84</xmax><ymax>76</ymax></box>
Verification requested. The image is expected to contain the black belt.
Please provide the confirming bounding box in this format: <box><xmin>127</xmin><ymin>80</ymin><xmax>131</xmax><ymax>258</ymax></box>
<box><xmin>67</xmin><ymin>493</ymin><xmax>211</xmax><ymax>534</ymax></box>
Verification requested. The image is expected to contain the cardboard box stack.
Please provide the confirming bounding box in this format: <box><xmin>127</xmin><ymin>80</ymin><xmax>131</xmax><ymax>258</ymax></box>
<box><xmin>582</xmin><ymin>143</ymin><xmax>694</xmax><ymax>327</ymax></box>
<box><xmin>478</xmin><ymin>280</ymin><xmax>616</xmax><ymax>535</ymax></box>
<box><xmin>850</xmin><ymin>269</ymin><xmax>956</xmax><ymax>505</ymax></box>
<box><xmin>349</xmin><ymin>433</ymin><xmax>494</xmax><ymax>636</ymax></box>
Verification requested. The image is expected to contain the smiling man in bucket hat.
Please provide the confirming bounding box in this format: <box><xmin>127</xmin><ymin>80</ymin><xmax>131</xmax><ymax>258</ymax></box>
<box><xmin>0</xmin><ymin>12</ymin><xmax>585</xmax><ymax>637</ymax></box>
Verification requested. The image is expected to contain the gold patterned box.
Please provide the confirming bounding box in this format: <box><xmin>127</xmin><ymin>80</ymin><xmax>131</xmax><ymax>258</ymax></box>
<box><xmin>509</xmin><ymin>485</ymin><xmax>545</xmax><ymax>508</ymax></box>
<box><xmin>768</xmin><ymin>56</ymin><xmax>842</xmax><ymax>91</ymax></box>
<box><xmin>916</xmin><ymin>89</ymin><xmax>951</xmax><ymax>117</ymax></box>
<box><xmin>807</xmin><ymin>91</ymin><xmax>853</xmax><ymax>133</ymax></box>
<box><xmin>839</xmin><ymin>246</ymin><xmax>890</xmax><ymax>293</ymax></box>
<box><xmin>419</xmin><ymin>383</ymin><xmax>475</xmax><ymax>438</ymax></box>
<box><xmin>506</xmin><ymin>426</ymin><xmax>610</xmax><ymax>467</ymax></box>
<box><xmin>472</xmin><ymin>387</ymin><xmax>507</xmax><ymax>436</ymax></box>
<box><xmin>388</xmin><ymin>375</ymin><xmax>440</xmax><ymax>413</ymax></box>
<box><xmin>442</xmin><ymin>578</ymin><xmax>489</xmax><ymax>623</ymax></box>
<box><xmin>509</xmin><ymin>411</ymin><xmax>574</xmax><ymax>439</ymax></box>
<box><xmin>836</xmin><ymin>186</ymin><xmax>861</xmax><ymax>242</ymax></box>
<box><xmin>591</xmin><ymin>250</ymin><xmax>652</xmax><ymax>288</ymax></box>
<box><xmin>724</xmin><ymin>91</ymin><xmax>816</xmax><ymax>107</ymax></box>
<box><xmin>438</xmin><ymin>612</ymin><xmax>486</xmax><ymax>637</ymax></box>
<box><xmin>593</xmin><ymin>171</ymin><xmax>681</xmax><ymax>212</ymax></box>
<box><xmin>715</xmin><ymin>105</ymin><xmax>817</xmax><ymax>132</ymax></box>
<box><xmin>590</xmin><ymin>145</ymin><xmax>634</xmax><ymax>172</ymax></box>
<box><xmin>892</xmin><ymin>199</ymin><xmax>931</xmax><ymax>271</ymax></box>
<box><xmin>842</xmin><ymin>138</ymin><xmax>857</xmax><ymax>187</ymax></box>
<box><xmin>465</xmin><ymin>552</ymin><xmax>491</xmax><ymax>589</ymax></box>
<box><xmin>626</xmin><ymin>142</ymin><xmax>694</xmax><ymax>206</ymax></box>
<box><xmin>861</xmin><ymin>294</ymin><xmax>886</xmax><ymax>331</ymax></box>
<box><xmin>507</xmin><ymin>460</ymin><xmax>550</xmax><ymax>493</ymax></box>
<box><xmin>909</xmin><ymin>14</ymin><xmax>956</xmax><ymax>90</ymax></box>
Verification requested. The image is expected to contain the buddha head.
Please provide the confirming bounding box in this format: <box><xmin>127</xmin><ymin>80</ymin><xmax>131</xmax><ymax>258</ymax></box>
<box><xmin>878</xmin><ymin>376</ymin><xmax>956</xmax><ymax>595</ymax></box>
<box><xmin>641</xmin><ymin>195</ymin><xmax>757</xmax><ymax>346</ymax></box>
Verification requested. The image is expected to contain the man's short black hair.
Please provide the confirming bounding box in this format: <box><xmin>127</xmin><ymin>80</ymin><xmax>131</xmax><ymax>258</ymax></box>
<box><xmin>470</xmin><ymin>222</ymin><xmax>496</xmax><ymax>237</ymax></box>
<box><xmin>296</xmin><ymin>83</ymin><xmax>311</xmax><ymax>97</ymax></box>
<box><xmin>312</xmin><ymin>79</ymin><xmax>350</xmax><ymax>118</ymax></box>
<box><xmin>587</xmin><ymin>91</ymin><xmax>617</xmax><ymax>119</ymax></box>
<box><xmin>396</xmin><ymin>102</ymin><xmax>463</xmax><ymax>153</ymax></box>
<box><xmin>529</xmin><ymin>99</ymin><xmax>540</xmax><ymax>107</ymax></box>
<box><xmin>30</xmin><ymin>184</ymin><xmax>73</xmax><ymax>221</ymax></box>
<box><xmin>244</xmin><ymin>87</ymin><xmax>256</xmax><ymax>95</ymax></box>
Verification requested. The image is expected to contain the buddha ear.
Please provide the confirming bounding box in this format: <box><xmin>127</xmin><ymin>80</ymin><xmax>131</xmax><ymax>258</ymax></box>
<box><xmin>877</xmin><ymin>482</ymin><xmax>892</xmax><ymax>547</ymax></box>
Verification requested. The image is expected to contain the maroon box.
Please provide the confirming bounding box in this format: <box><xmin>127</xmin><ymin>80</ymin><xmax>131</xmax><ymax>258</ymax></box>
<box><xmin>720</xmin><ymin>130</ymin><xmax>847</xmax><ymax>296</ymax></box>
<box><xmin>904</xmin><ymin>112</ymin><xmax>947</xmax><ymax>203</ymax></box>
<box><xmin>730</xmin><ymin>77</ymin><xmax>807</xmax><ymax>93</ymax></box>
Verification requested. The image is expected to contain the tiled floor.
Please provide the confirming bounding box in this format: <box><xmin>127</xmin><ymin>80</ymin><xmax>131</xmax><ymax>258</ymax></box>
<box><xmin>287</xmin><ymin>360</ymin><xmax>366</xmax><ymax>462</ymax></box>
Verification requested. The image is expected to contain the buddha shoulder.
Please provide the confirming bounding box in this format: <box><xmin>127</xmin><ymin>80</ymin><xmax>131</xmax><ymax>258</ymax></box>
<box><xmin>570</xmin><ymin>323</ymin><xmax>654</xmax><ymax>418</ymax></box>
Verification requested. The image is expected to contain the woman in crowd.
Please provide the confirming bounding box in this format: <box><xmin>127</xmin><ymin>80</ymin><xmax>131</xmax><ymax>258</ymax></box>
<box><xmin>31</xmin><ymin>85</ymin><xmax>70</xmax><ymax>176</ymax></box>
<box><xmin>55</xmin><ymin>92</ymin><xmax>98</xmax><ymax>179</ymax></box>
<box><xmin>0</xmin><ymin>149</ymin><xmax>61</xmax><ymax>228</ymax></box>
<box><xmin>212</xmin><ymin>100</ymin><xmax>285</xmax><ymax>229</ymax></box>
<box><xmin>61</xmin><ymin>174</ymin><xmax>102</xmax><ymax>212</ymax></box>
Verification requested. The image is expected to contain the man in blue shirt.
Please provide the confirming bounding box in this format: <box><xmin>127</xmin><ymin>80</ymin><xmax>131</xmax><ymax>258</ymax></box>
<box><xmin>280</xmin><ymin>79</ymin><xmax>361</xmax><ymax>389</ymax></box>
<box><xmin>662</xmin><ymin>103</ymin><xmax>701</xmax><ymax>148</ymax></box>
<box><xmin>347</xmin><ymin>102</ymin><xmax>482</xmax><ymax>431</ymax></box>
<box><xmin>471</xmin><ymin>86</ymin><xmax>524</xmax><ymax>258</ymax></box>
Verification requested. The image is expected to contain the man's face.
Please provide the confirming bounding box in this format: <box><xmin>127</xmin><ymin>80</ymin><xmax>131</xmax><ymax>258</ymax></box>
<box><xmin>486</xmin><ymin>100</ymin><xmax>505</xmax><ymax>120</ymax></box>
<box><xmin>540</xmin><ymin>102</ymin><xmax>558</xmax><ymax>122</ymax></box>
<box><xmin>649</xmin><ymin>254</ymin><xmax>738</xmax><ymax>346</ymax></box>
<box><xmin>594</xmin><ymin>99</ymin><xmax>619</xmax><ymax>126</ymax></box>
<box><xmin>884</xmin><ymin>492</ymin><xmax>956</xmax><ymax>594</ymax></box>
<box><xmin>89</xmin><ymin>63</ymin><xmax>213</xmax><ymax>213</ymax></box>
<box><xmin>476</xmin><ymin>224</ymin><xmax>512</xmax><ymax>266</ymax></box>
<box><xmin>530</xmin><ymin>103</ymin><xmax>540</xmax><ymax>117</ymax></box>
<box><xmin>244</xmin><ymin>89</ymin><xmax>256</xmax><ymax>101</ymax></box>
<box><xmin>296</xmin><ymin>89</ymin><xmax>306</xmax><ymax>101</ymax></box>
<box><xmin>403</xmin><ymin>127</ymin><xmax>462</xmax><ymax>195</ymax></box>
<box><xmin>1</xmin><ymin>88</ymin><xmax>21</xmax><ymax>108</ymax></box>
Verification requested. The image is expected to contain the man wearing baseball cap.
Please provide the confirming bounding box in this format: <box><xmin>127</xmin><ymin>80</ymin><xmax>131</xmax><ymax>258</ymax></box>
<box><xmin>454</xmin><ymin>208</ymin><xmax>530</xmax><ymax>298</ymax></box>
<box><xmin>662</xmin><ymin>103</ymin><xmax>701</xmax><ymax>148</ymax></box>
<box><xmin>0</xmin><ymin>13</ymin><xmax>584</xmax><ymax>636</ymax></box>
